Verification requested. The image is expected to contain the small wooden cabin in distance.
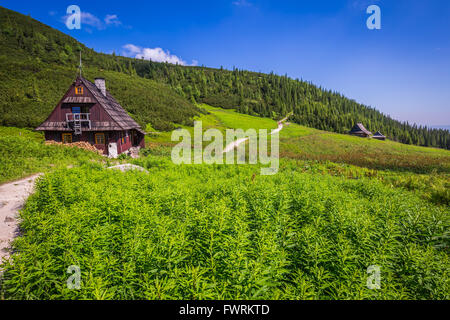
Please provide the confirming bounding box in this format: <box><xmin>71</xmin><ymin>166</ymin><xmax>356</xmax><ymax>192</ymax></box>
<box><xmin>349</xmin><ymin>123</ymin><xmax>372</xmax><ymax>138</ymax></box>
<box><xmin>372</xmin><ymin>131</ymin><xmax>386</xmax><ymax>141</ymax></box>
<box><xmin>36</xmin><ymin>76</ymin><xmax>145</xmax><ymax>157</ymax></box>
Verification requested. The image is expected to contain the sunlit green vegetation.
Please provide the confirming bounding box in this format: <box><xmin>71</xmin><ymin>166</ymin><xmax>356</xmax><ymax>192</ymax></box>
<box><xmin>1</xmin><ymin>159</ymin><xmax>448</xmax><ymax>299</ymax></box>
<box><xmin>0</xmin><ymin>127</ymin><xmax>101</xmax><ymax>184</ymax></box>
<box><xmin>201</xmin><ymin>106</ymin><xmax>450</xmax><ymax>205</ymax></box>
<box><xmin>153</xmin><ymin>105</ymin><xmax>450</xmax><ymax>174</ymax></box>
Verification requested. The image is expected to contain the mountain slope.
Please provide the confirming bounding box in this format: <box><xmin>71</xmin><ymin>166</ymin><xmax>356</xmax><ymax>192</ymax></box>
<box><xmin>201</xmin><ymin>104</ymin><xmax>450</xmax><ymax>173</ymax></box>
<box><xmin>0</xmin><ymin>6</ymin><xmax>200</xmax><ymax>131</ymax></box>
<box><xmin>0</xmin><ymin>6</ymin><xmax>449</xmax><ymax>149</ymax></box>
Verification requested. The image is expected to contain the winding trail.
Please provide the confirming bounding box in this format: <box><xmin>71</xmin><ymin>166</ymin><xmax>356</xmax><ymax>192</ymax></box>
<box><xmin>222</xmin><ymin>114</ymin><xmax>291</xmax><ymax>154</ymax></box>
<box><xmin>0</xmin><ymin>174</ymin><xmax>41</xmax><ymax>262</ymax></box>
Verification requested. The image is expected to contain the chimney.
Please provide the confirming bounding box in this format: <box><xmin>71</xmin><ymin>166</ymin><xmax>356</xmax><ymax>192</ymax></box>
<box><xmin>95</xmin><ymin>78</ymin><xmax>106</xmax><ymax>96</ymax></box>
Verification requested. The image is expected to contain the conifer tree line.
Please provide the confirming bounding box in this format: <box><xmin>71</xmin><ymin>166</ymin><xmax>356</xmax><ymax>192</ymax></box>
<box><xmin>1</xmin><ymin>6</ymin><xmax>449</xmax><ymax>149</ymax></box>
<box><xmin>132</xmin><ymin>61</ymin><xmax>449</xmax><ymax>149</ymax></box>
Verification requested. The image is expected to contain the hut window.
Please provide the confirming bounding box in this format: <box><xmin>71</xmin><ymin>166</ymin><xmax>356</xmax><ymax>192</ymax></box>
<box><xmin>62</xmin><ymin>133</ymin><xmax>72</xmax><ymax>144</ymax></box>
<box><xmin>95</xmin><ymin>133</ymin><xmax>105</xmax><ymax>145</ymax></box>
<box><xmin>72</xmin><ymin>106</ymin><xmax>81</xmax><ymax>114</ymax></box>
<box><xmin>75</xmin><ymin>86</ymin><xmax>83</xmax><ymax>95</ymax></box>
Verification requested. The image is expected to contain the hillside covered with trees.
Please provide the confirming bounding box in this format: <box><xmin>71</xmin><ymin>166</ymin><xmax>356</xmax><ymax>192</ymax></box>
<box><xmin>0</xmin><ymin>7</ymin><xmax>201</xmax><ymax>131</ymax></box>
<box><xmin>0</xmin><ymin>6</ymin><xmax>449</xmax><ymax>149</ymax></box>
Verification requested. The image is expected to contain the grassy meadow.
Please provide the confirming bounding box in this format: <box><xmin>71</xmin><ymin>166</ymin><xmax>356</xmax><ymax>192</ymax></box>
<box><xmin>0</xmin><ymin>127</ymin><xmax>102</xmax><ymax>184</ymax></box>
<box><xmin>0</xmin><ymin>105</ymin><xmax>449</xmax><ymax>300</ymax></box>
<box><xmin>199</xmin><ymin>105</ymin><xmax>450</xmax><ymax>173</ymax></box>
<box><xmin>144</xmin><ymin>105</ymin><xmax>450</xmax><ymax>206</ymax></box>
<box><xmin>1</xmin><ymin>159</ymin><xmax>448</xmax><ymax>299</ymax></box>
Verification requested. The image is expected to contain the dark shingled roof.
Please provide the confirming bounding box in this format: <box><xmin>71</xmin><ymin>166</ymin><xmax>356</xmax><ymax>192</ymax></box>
<box><xmin>373</xmin><ymin>131</ymin><xmax>386</xmax><ymax>138</ymax></box>
<box><xmin>37</xmin><ymin>76</ymin><xmax>144</xmax><ymax>134</ymax></box>
<box><xmin>63</xmin><ymin>96</ymin><xmax>95</xmax><ymax>104</ymax></box>
<box><xmin>79</xmin><ymin>77</ymin><xmax>144</xmax><ymax>133</ymax></box>
<box><xmin>349</xmin><ymin>123</ymin><xmax>372</xmax><ymax>136</ymax></box>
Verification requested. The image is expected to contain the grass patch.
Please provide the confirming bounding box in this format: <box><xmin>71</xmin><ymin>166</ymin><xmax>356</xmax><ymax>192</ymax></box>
<box><xmin>0</xmin><ymin>127</ymin><xmax>102</xmax><ymax>184</ymax></box>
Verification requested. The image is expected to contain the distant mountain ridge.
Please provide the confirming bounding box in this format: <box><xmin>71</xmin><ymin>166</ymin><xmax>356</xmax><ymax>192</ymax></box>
<box><xmin>0</xmin><ymin>6</ymin><xmax>449</xmax><ymax>149</ymax></box>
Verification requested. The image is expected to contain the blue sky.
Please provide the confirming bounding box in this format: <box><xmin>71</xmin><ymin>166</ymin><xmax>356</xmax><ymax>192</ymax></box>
<box><xmin>2</xmin><ymin>0</ymin><xmax>449</xmax><ymax>127</ymax></box>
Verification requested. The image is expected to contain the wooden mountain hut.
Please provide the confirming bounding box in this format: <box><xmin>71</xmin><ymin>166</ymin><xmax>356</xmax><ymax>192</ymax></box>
<box><xmin>36</xmin><ymin>76</ymin><xmax>145</xmax><ymax>157</ymax></box>
<box><xmin>372</xmin><ymin>131</ymin><xmax>386</xmax><ymax>141</ymax></box>
<box><xmin>349</xmin><ymin>123</ymin><xmax>372</xmax><ymax>138</ymax></box>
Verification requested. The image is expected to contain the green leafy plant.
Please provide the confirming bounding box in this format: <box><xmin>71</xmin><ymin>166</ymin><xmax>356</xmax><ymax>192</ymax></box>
<box><xmin>1</xmin><ymin>158</ymin><xmax>448</xmax><ymax>300</ymax></box>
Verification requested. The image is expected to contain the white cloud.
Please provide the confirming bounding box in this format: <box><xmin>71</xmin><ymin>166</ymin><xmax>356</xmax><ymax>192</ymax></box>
<box><xmin>62</xmin><ymin>12</ymin><xmax>124</xmax><ymax>30</ymax></box>
<box><xmin>81</xmin><ymin>12</ymin><xmax>105</xmax><ymax>30</ymax></box>
<box><xmin>232</xmin><ymin>0</ymin><xmax>253</xmax><ymax>7</ymax></box>
<box><xmin>105</xmin><ymin>14</ymin><xmax>122</xmax><ymax>26</ymax></box>
<box><xmin>123</xmin><ymin>44</ymin><xmax>198</xmax><ymax>66</ymax></box>
<box><xmin>123</xmin><ymin>44</ymin><xmax>141</xmax><ymax>56</ymax></box>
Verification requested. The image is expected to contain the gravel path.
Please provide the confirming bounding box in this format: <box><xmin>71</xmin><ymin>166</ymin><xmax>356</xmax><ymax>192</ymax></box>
<box><xmin>222</xmin><ymin>117</ymin><xmax>289</xmax><ymax>154</ymax></box>
<box><xmin>0</xmin><ymin>174</ymin><xmax>41</xmax><ymax>262</ymax></box>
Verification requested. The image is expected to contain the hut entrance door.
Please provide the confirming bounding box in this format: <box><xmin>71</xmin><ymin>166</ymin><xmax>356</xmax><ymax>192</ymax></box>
<box><xmin>108</xmin><ymin>142</ymin><xmax>118</xmax><ymax>158</ymax></box>
<box><xmin>131</xmin><ymin>131</ymin><xmax>137</xmax><ymax>146</ymax></box>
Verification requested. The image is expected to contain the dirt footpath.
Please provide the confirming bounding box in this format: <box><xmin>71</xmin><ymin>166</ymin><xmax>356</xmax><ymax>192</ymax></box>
<box><xmin>0</xmin><ymin>174</ymin><xmax>41</xmax><ymax>262</ymax></box>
